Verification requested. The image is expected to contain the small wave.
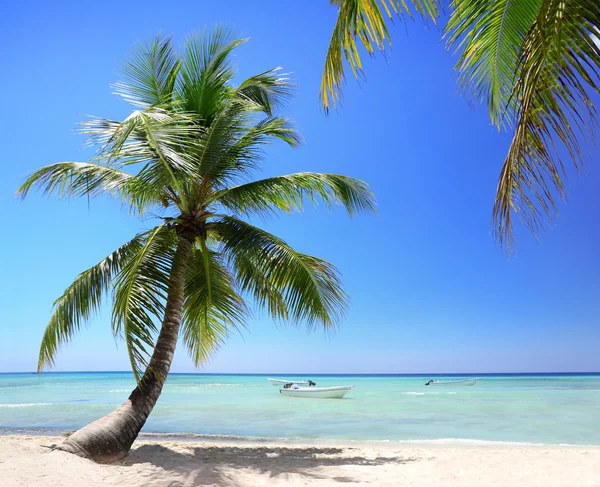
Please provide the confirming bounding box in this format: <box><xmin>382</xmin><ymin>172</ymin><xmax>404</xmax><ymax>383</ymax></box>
<box><xmin>109</xmin><ymin>390</ymin><xmax>130</xmax><ymax>393</ymax></box>
<box><xmin>392</xmin><ymin>438</ymin><xmax>552</xmax><ymax>447</ymax></box>
<box><xmin>0</xmin><ymin>428</ymin><xmax>71</xmax><ymax>437</ymax></box>
<box><xmin>0</xmin><ymin>403</ymin><xmax>54</xmax><ymax>408</ymax></box>
<box><xmin>139</xmin><ymin>432</ymin><xmax>293</xmax><ymax>442</ymax></box>
<box><xmin>0</xmin><ymin>385</ymin><xmax>37</xmax><ymax>390</ymax></box>
<box><xmin>167</xmin><ymin>383</ymin><xmax>262</xmax><ymax>389</ymax></box>
<box><xmin>403</xmin><ymin>392</ymin><xmax>457</xmax><ymax>395</ymax></box>
<box><xmin>132</xmin><ymin>434</ymin><xmax>600</xmax><ymax>448</ymax></box>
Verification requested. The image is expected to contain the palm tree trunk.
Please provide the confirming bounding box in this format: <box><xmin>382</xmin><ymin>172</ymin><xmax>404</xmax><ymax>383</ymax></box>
<box><xmin>58</xmin><ymin>238</ymin><xmax>192</xmax><ymax>463</ymax></box>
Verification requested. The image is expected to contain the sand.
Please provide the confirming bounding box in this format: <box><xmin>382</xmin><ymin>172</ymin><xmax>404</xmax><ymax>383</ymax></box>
<box><xmin>1</xmin><ymin>436</ymin><xmax>599</xmax><ymax>486</ymax></box>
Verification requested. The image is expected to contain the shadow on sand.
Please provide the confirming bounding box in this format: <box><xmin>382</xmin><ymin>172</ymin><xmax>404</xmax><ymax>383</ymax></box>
<box><xmin>120</xmin><ymin>444</ymin><xmax>419</xmax><ymax>485</ymax></box>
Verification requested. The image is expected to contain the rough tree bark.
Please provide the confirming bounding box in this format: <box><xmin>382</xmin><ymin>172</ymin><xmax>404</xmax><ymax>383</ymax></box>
<box><xmin>58</xmin><ymin>238</ymin><xmax>193</xmax><ymax>463</ymax></box>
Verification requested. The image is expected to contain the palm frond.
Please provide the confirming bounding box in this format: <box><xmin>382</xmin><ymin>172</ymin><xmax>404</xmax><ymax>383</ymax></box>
<box><xmin>112</xmin><ymin>225</ymin><xmax>178</xmax><ymax>381</ymax></box>
<box><xmin>227</xmin><ymin>252</ymin><xmax>289</xmax><ymax>321</ymax></box>
<box><xmin>493</xmin><ymin>0</ymin><xmax>600</xmax><ymax>251</ymax></box>
<box><xmin>16</xmin><ymin>162</ymin><xmax>133</xmax><ymax>201</ymax></box>
<box><xmin>80</xmin><ymin>108</ymin><xmax>205</xmax><ymax>212</ymax></box>
<box><xmin>38</xmin><ymin>233</ymin><xmax>148</xmax><ymax>372</ymax></box>
<box><xmin>200</xmin><ymin>116</ymin><xmax>301</xmax><ymax>185</ymax></box>
<box><xmin>321</xmin><ymin>0</ymin><xmax>440</xmax><ymax>112</ymax></box>
<box><xmin>181</xmin><ymin>247</ymin><xmax>247</xmax><ymax>366</ymax></box>
<box><xmin>177</xmin><ymin>26</ymin><xmax>247</xmax><ymax>120</ymax></box>
<box><xmin>236</xmin><ymin>68</ymin><xmax>295</xmax><ymax>116</ymax></box>
<box><xmin>212</xmin><ymin>217</ymin><xmax>348</xmax><ymax>329</ymax></box>
<box><xmin>81</xmin><ymin>109</ymin><xmax>200</xmax><ymax>171</ymax></box>
<box><xmin>212</xmin><ymin>172</ymin><xmax>376</xmax><ymax>217</ymax></box>
<box><xmin>446</xmin><ymin>0</ymin><xmax>542</xmax><ymax>128</ymax></box>
<box><xmin>113</xmin><ymin>34</ymin><xmax>181</xmax><ymax>109</ymax></box>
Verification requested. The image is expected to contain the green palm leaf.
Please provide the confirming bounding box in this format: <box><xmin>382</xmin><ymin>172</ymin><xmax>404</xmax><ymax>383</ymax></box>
<box><xmin>112</xmin><ymin>225</ymin><xmax>178</xmax><ymax>380</ymax></box>
<box><xmin>237</xmin><ymin>68</ymin><xmax>294</xmax><ymax>116</ymax></box>
<box><xmin>16</xmin><ymin>162</ymin><xmax>132</xmax><ymax>201</ymax></box>
<box><xmin>182</xmin><ymin>248</ymin><xmax>247</xmax><ymax>365</ymax></box>
<box><xmin>202</xmin><ymin>116</ymin><xmax>301</xmax><ymax>185</ymax></box>
<box><xmin>38</xmin><ymin>233</ymin><xmax>148</xmax><ymax>372</ymax></box>
<box><xmin>81</xmin><ymin>108</ymin><xmax>205</xmax><ymax>213</ymax></box>
<box><xmin>177</xmin><ymin>27</ymin><xmax>246</xmax><ymax>120</ymax></box>
<box><xmin>213</xmin><ymin>172</ymin><xmax>376</xmax><ymax>217</ymax></box>
<box><xmin>113</xmin><ymin>34</ymin><xmax>181</xmax><ymax>109</ymax></box>
<box><xmin>81</xmin><ymin>109</ymin><xmax>201</xmax><ymax>173</ymax></box>
<box><xmin>322</xmin><ymin>0</ymin><xmax>440</xmax><ymax>111</ymax></box>
<box><xmin>228</xmin><ymin>251</ymin><xmax>289</xmax><ymax>322</ymax></box>
<box><xmin>492</xmin><ymin>0</ymin><xmax>600</xmax><ymax>250</ymax></box>
<box><xmin>213</xmin><ymin>217</ymin><xmax>348</xmax><ymax>329</ymax></box>
<box><xmin>446</xmin><ymin>0</ymin><xmax>542</xmax><ymax>128</ymax></box>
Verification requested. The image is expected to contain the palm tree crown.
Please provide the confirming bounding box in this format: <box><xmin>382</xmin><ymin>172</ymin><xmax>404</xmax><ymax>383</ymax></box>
<box><xmin>18</xmin><ymin>28</ymin><xmax>376</xmax><ymax>381</ymax></box>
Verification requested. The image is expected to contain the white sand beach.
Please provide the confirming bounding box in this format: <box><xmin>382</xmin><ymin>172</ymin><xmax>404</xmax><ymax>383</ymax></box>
<box><xmin>1</xmin><ymin>435</ymin><xmax>599</xmax><ymax>486</ymax></box>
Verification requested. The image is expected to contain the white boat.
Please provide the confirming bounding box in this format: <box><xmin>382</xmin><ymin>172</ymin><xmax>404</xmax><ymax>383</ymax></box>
<box><xmin>267</xmin><ymin>378</ymin><xmax>312</xmax><ymax>386</ymax></box>
<box><xmin>279</xmin><ymin>385</ymin><xmax>354</xmax><ymax>399</ymax></box>
<box><xmin>425</xmin><ymin>378</ymin><xmax>479</xmax><ymax>386</ymax></box>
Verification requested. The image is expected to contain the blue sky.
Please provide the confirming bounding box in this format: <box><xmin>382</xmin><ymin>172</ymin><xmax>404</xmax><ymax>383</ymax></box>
<box><xmin>1</xmin><ymin>1</ymin><xmax>599</xmax><ymax>374</ymax></box>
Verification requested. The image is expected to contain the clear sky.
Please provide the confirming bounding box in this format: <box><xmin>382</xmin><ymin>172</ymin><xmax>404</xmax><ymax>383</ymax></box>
<box><xmin>1</xmin><ymin>1</ymin><xmax>599</xmax><ymax>374</ymax></box>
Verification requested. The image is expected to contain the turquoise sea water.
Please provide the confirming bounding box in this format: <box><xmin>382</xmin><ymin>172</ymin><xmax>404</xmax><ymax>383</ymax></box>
<box><xmin>1</xmin><ymin>373</ymin><xmax>599</xmax><ymax>445</ymax></box>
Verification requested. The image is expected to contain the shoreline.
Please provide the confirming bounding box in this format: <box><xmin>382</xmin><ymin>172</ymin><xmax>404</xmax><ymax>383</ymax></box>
<box><xmin>3</xmin><ymin>429</ymin><xmax>600</xmax><ymax>449</ymax></box>
<box><xmin>1</xmin><ymin>435</ymin><xmax>599</xmax><ymax>486</ymax></box>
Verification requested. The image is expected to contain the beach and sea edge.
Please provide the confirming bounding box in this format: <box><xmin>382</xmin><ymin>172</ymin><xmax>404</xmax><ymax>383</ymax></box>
<box><xmin>2</xmin><ymin>373</ymin><xmax>599</xmax><ymax>485</ymax></box>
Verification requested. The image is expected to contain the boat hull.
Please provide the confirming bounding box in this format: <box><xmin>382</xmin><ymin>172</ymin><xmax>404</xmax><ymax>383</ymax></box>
<box><xmin>267</xmin><ymin>378</ymin><xmax>310</xmax><ymax>386</ymax></box>
<box><xmin>279</xmin><ymin>386</ymin><xmax>353</xmax><ymax>399</ymax></box>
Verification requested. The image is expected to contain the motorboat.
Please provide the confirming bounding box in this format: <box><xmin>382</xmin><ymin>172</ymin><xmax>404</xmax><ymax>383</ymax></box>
<box><xmin>267</xmin><ymin>378</ymin><xmax>315</xmax><ymax>386</ymax></box>
<box><xmin>424</xmin><ymin>378</ymin><xmax>479</xmax><ymax>386</ymax></box>
<box><xmin>279</xmin><ymin>385</ymin><xmax>353</xmax><ymax>398</ymax></box>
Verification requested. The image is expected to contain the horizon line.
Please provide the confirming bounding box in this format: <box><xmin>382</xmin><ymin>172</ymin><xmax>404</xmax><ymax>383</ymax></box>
<box><xmin>2</xmin><ymin>371</ymin><xmax>599</xmax><ymax>376</ymax></box>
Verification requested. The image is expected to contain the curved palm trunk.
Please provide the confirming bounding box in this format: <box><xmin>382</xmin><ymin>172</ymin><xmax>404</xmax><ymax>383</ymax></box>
<box><xmin>59</xmin><ymin>239</ymin><xmax>192</xmax><ymax>463</ymax></box>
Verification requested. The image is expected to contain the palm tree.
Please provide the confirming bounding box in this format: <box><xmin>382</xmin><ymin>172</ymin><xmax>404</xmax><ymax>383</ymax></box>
<box><xmin>17</xmin><ymin>28</ymin><xmax>375</xmax><ymax>463</ymax></box>
<box><xmin>322</xmin><ymin>0</ymin><xmax>600</xmax><ymax>251</ymax></box>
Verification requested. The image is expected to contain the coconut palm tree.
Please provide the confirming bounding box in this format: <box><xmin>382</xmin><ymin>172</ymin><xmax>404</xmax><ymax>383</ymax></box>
<box><xmin>17</xmin><ymin>28</ymin><xmax>375</xmax><ymax>463</ymax></box>
<box><xmin>322</xmin><ymin>0</ymin><xmax>600</xmax><ymax>251</ymax></box>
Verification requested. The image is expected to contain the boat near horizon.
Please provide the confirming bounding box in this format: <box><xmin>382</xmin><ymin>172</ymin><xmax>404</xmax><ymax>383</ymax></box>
<box><xmin>267</xmin><ymin>378</ymin><xmax>313</xmax><ymax>386</ymax></box>
<box><xmin>425</xmin><ymin>378</ymin><xmax>479</xmax><ymax>386</ymax></box>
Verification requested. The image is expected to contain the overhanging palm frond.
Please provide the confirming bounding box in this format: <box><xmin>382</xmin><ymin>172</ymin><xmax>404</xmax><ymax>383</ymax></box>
<box><xmin>321</xmin><ymin>0</ymin><xmax>440</xmax><ymax>112</ymax></box>
<box><xmin>212</xmin><ymin>172</ymin><xmax>376</xmax><ymax>217</ymax></box>
<box><xmin>16</xmin><ymin>162</ymin><xmax>132</xmax><ymax>201</ymax></box>
<box><xmin>38</xmin><ymin>233</ymin><xmax>148</xmax><ymax>372</ymax></box>
<box><xmin>492</xmin><ymin>0</ymin><xmax>600</xmax><ymax>251</ymax></box>
<box><xmin>213</xmin><ymin>217</ymin><xmax>348</xmax><ymax>329</ymax></box>
<box><xmin>112</xmin><ymin>225</ymin><xmax>178</xmax><ymax>381</ymax></box>
<box><xmin>112</xmin><ymin>34</ymin><xmax>181</xmax><ymax>109</ymax></box>
<box><xmin>445</xmin><ymin>0</ymin><xmax>542</xmax><ymax>128</ymax></box>
<box><xmin>182</xmin><ymin>248</ymin><xmax>247</xmax><ymax>366</ymax></box>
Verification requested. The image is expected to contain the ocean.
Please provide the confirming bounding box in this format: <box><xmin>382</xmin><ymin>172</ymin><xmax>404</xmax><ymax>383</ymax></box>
<box><xmin>1</xmin><ymin>372</ymin><xmax>599</xmax><ymax>445</ymax></box>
